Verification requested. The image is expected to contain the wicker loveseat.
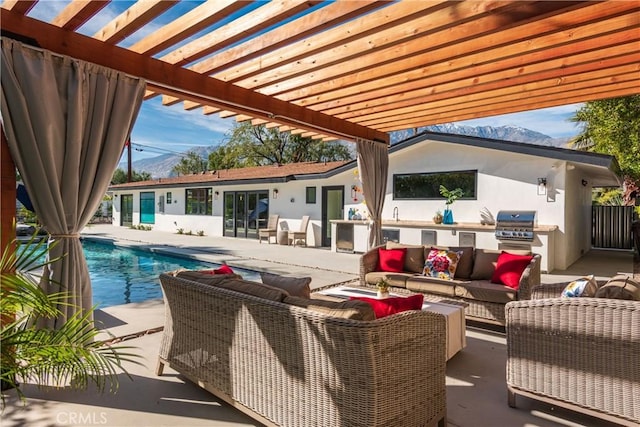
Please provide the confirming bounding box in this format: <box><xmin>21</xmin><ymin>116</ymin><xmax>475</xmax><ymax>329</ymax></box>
<box><xmin>157</xmin><ymin>272</ymin><xmax>448</xmax><ymax>427</ymax></box>
<box><xmin>505</xmin><ymin>280</ymin><xmax>640</xmax><ymax>426</ymax></box>
<box><xmin>360</xmin><ymin>243</ymin><xmax>541</xmax><ymax>325</ymax></box>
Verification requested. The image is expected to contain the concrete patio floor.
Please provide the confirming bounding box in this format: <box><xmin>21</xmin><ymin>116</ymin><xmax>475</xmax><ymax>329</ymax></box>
<box><xmin>1</xmin><ymin>224</ymin><xmax>635</xmax><ymax>427</ymax></box>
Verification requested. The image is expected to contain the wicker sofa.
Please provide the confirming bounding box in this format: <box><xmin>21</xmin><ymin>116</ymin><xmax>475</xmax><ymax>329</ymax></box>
<box><xmin>505</xmin><ymin>280</ymin><xmax>640</xmax><ymax>426</ymax></box>
<box><xmin>360</xmin><ymin>243</ymin><xmax>541</xmax><ymax>325</ymax></box>
<box><xmin>157</xmin><ymin>272</ymin><xmax>448</xmax><ymax>427</ymax></box>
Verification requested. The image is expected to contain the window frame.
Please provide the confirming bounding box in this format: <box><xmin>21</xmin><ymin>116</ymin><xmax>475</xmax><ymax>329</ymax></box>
<box><xmin>185</xmin><ymin>188</ymin><xmax>213</xmax><ymax>215</ymax></box>
<box><xmin>306</xmin><ymin>186</ymin><xmax>317</xmax><ymax>204</ymax></box>
<box><xmin>392</xmin><ymin>170</ymin><xmax>478</xmax><ymax>200</ymax></box>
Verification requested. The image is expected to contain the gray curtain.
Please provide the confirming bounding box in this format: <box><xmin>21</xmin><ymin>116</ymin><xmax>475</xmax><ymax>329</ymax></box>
<box><xmin>356</xmin><ymin>138</ymin><xmax>389</xmax><ymax>249</ymax></box>
<box><xmin>1</xmin><ymin>37</ymin><xmax>146</xmax><ymax>328</ymax></box>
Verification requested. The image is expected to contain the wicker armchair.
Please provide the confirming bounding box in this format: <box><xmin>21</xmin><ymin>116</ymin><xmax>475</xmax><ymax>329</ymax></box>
<box><xmin>258</xmin><ymin>214</ymin><xmax>279</xmax><ymax>244</ymax></box>
<box><xmin>506</xmin><ymin>283</ymin><xmax>640</xmax><ymax>426</ymax></box>
<box><xmin>157</xmin><ymin>273</ymin><xmax>448</xmax><ymax>427</ymax></box>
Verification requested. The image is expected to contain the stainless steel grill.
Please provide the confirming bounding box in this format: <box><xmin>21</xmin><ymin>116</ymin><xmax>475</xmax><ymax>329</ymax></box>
<box><xmin>495</xmin><ymin>210</ymin><xmax>536</xmax><ymax>241</ymax></box>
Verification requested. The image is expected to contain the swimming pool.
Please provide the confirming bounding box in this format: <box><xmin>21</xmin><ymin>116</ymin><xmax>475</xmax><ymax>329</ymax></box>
<box><xmin>83</xmin><ymin>240</ymin><xmax>260</xmax><ymax>308</ymax></box>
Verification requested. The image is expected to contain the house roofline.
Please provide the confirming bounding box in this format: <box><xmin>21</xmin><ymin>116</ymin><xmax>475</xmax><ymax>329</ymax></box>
<box><xmin>392</xmin><ymin>131</ymin><xmax>621</xmax><ymax>175</ymax></box>
<box><xmin>109</xmin><ymin>131</ymin><xmax>622</xmax><ymax>191</ymax></box>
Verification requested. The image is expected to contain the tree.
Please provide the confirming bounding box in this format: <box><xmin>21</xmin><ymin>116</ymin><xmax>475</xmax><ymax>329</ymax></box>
<box><xmin>570</xmin><ymin>95</ymin><xmax>640</xmax><ymax>206</ymax></box>
<box><xmin>171</xmin><ymin>150</ymin><xmax>208</xmax><ymax>175</ymax></box>
<box><xmin>212</xmin><ymin>122</ymin><xmax>353</xmax><ymax>168</ymax></box>
<box><xmin>110</xmin><ymin>168</ymin><xmax>152</xmax><ymax>185</ymax></box>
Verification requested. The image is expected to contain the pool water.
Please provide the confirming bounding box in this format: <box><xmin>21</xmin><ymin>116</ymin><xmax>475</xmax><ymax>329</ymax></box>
<box><xmin>83</xmin><ymin>240</ymin><xmax>260</xmax><ymax>308</ymax></box>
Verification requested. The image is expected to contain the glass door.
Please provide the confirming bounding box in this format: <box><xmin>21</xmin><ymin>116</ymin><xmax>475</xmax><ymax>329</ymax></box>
<box><xmin>235</xmin><ymin>192</ymin><xmax>246</xmax><ymax>237</ymax></box>
<box><xmin>322</xmin><ymin>186</ymin><xmax>344</xmax><ymax>247</ymax></box>
<box><xmin>223</xmin><ymin>190</ymin><xmax>269</xmax><ymax>238</ymax></box>
<box><xmin>223</xmin><ymin>192</ymin><xmax>235</xmax><ymax>237</ymax></box>
<box><xmin>120</xmin><ymin>194</ymin><xmax>133</xmax><ymax>227</ymax></box>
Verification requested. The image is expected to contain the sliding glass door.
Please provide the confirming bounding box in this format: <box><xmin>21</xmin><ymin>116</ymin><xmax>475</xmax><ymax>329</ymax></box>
<box><xmin>223</xmin><ymin>190</ymin><xmax>269</xmax><ymax>238</ymax></box>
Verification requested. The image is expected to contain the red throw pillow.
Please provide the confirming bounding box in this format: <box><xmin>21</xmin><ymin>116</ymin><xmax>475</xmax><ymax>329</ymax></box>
<box><xmin>350</xmin><ymin>294</ymin><xmax>424</xmax><ymax>319</ymax></box>
<box><xmin>201</xmin><ymin>265</ymin><xmax>235</xmax><ymax>275</ymax></box>
<box><xmin>491</xmin><ymin>252</ymin><xmax>533</xmax><ymax>289</ymax></box>
<box><xmin>214</xmin><ymin>264</ymin><xmax>235</xmax><ymax>275</ymax></box>
<box><xmin>377</xmin><ymin>248</ymin><xmax>407</xmax><ymax>272</ymax></box>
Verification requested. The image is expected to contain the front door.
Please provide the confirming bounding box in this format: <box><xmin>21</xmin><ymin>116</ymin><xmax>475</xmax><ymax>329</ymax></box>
<box><xmin>322</xmin><ymin>186</ymin><xmax>344</xmax><ymax>247</ymax></box>
<box><xmin>140</xmin><ymin>191</ymin><xmax>155</xmax><ymax>224</ymax></box>
<box><xmin>120</xmin><ymin>194</ymin><xmax>133</xmax><ymax>227</ymax></box>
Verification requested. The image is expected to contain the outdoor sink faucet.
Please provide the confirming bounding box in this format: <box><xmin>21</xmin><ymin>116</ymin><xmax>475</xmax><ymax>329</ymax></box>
<box><xmin>393</xmin><ymin>206</ymin><xmax>399</xmax><ymax>221</ymax></box>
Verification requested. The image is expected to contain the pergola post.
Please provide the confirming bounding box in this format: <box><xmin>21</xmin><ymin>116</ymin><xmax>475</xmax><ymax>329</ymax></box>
<box><xmin>0</xmin><ymin>128</ymin><xmax>16</xmax><ymax>252</ymax></box>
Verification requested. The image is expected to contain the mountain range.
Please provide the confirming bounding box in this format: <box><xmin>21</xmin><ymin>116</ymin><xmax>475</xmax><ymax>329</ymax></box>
<box><xmin>121</xmin><ymin>125</ymin><xmax>573</xmax><ymax>178</ymax></box>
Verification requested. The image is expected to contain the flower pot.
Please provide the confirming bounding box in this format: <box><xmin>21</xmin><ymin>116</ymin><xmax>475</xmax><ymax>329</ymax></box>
<box><xmin>433</xmin><ymin>215</ymin><xmax>443</xmax><ymax>224</ymax></box>
<box><xmin>377</xmin><ymin>290</ymin><xmax>389</xmax><ymax>299</ymax></box>
<box><xmin>443</xmin><ymin>209</ymin><xmax>454</xmax><ymax>224</ymax></box>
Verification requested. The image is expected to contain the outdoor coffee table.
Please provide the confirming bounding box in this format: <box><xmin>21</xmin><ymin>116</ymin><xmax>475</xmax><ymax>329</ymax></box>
<box><xmin>314</xmin><ymin>285</ymin><xmax>466</xmax><ymax>360</ymax></box>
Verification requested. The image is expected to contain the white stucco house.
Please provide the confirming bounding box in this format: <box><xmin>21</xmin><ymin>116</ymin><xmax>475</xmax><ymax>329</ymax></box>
<box><xmin>109</xmin><ymin>131</ymin><xmax>621</xmax><ymax>272</ymax></box>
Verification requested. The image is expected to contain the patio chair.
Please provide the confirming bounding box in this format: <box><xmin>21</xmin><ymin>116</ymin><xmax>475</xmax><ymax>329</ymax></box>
<box><xmin>258</xmin><ymin>214</ymin><xmax>279</xmax><ymax>244</ymax></box>
<box><xmin>288</xmin><ymin>215</ymin><xmax>310</xmax><ymax>247</ymax></box>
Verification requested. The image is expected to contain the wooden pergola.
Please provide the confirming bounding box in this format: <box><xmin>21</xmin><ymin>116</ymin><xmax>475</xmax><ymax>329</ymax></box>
<box><xmin>1</xmin><ymin>0</ymin><xmax>639</xmax><ymax>248</ymax></box>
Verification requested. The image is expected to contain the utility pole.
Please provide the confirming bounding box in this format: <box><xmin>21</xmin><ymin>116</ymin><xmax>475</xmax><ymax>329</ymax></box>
<box><xmin>126</xmin><ymin>137</ymin><xmax>132</xmax><ymax>182</ymax></box>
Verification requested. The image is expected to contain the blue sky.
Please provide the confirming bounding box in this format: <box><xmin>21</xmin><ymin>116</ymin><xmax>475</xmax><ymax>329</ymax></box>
<box><xmin>127</xmin><ymin>99</ymin><xmax>584</xmax><ymax>161</ymax></box>
<box><xmin>28</xmin><ymin>1</ymin><xmax>584</xmax><ymax>163</ymax></box>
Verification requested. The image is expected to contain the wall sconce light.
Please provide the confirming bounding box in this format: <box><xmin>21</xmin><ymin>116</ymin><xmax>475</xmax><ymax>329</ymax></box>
<box><xmin>581</xmin><ymin>179</ymin><xmax>588</xmax><ymax>187</ymax></box>
<box><xmin>214</xmin><ymin>190</ymin><xmax>219</xmax><ymax>200</ymax></box>
<box><xmin>273</xmin><ymin>189</ymin><xmax>279</xmax><ymax>199</ymax></box>
<box><xmin>537</xmin><ymin>178</ymin><xmax>547</xmax><ymax>195</ymax></box>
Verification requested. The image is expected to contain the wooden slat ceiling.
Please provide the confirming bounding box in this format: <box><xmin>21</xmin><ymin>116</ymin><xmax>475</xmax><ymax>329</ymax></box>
<box><xmin>2</xmin><ymin>0</ymin><xmax>639</xmax><ymax>145</ymax></box>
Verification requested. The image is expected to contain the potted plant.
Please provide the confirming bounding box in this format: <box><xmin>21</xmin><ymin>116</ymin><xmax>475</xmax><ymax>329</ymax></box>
<box><xmin>439</xmin><ymin>185</ymin><xmax>464</xmax><ymax>225</ymax></box>
<box><xmin>433</xmin><ymin>210</ymin><xmax>443</xmax><ymax>224</ymax></box>
<box><xmin>0</xmin><ymin>232</ymin><xmax>140</xmax><ymax>405</ymax></box>
<box><xmin>376</xmin><ymin>278</ymin><xmax>390</xmax><ymax>299</ymax></box>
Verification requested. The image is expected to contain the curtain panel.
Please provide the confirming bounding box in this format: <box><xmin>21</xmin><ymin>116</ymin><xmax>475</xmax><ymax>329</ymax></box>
<box><xmin>356</xmin><ymin>138</ymin><xmax>389</xmax><ymax>249</ymax></box>
<box><xmin>1</xmin><ymin>37</ymin><xmax>146</xmax><ymax>328</ymax></box>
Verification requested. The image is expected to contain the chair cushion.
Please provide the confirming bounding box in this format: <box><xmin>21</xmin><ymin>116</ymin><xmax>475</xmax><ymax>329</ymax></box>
<box><xmin>423</xmin><ymin>248</ymin><xmax>463</xmax><ymax>280</ymax></box>
<box><xmin>406</xmin><ymin>276</ymin><xmax>462</xmax><ymax>297</ymax></box>
<box><xmin>377</xmin><ymin>247</ymin><xmax>407</xmax><ymax>272</ymax></box>
<box><xmin>491</xmin><ymin>252</ymin><xmax>533</xmax><ymax>290</ymax></box>
<box><xmin>350</xmin><ymin>294</ymin><xmax>424</xmax><ymax>319</ymax></box>
<box><xmin>454</xmin><ymin>280</ymin><xmax>517</xmax><ymax>304</ymax></box>
<box><xmin>364</xmin><ymin>271</ymin><xmax>412</xmax><ymax>288</ymax></box>
<box><xmin>561</xmin><ymin>275</ymin><xmax>599</xmax><ymax>298</ymax></box>
<box><xmin>470</xmin><ymin>249</ymin><xmax>501</xmax><ymax>280</ymax></box>
<box><xmin>260</xmin><ymin>272</ymin><xmax>311</xmax><ymax>299</ymax></box>
<box><xmin>386</xmin><ymin>242</ymin><xmax>425</xmax><ymax>273</ymax></box>
<box><xmin>594</xmin><ymin>275</ymin><xmax>640</xmax><ymax>300</ymax></box>
<box><xmin>175</xmin><ymin>270</ymin><xmax>242</xmax><ymax>286</ymax></box>
<box><xmin>216</xmin><ymin>278</ymin><xmax>289</xmax><ymax>302</ymax></box>
<box><xmin>285</xmin><ymin>296</ymin><xmax>375</xmax><ymax>321</ymax></box>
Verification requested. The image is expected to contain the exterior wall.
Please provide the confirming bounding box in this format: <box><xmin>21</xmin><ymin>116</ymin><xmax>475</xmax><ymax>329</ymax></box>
<box><xmin>112</xmin><ymin>170</ymin><xmax>354</xmax><ymax>247</ymax></box>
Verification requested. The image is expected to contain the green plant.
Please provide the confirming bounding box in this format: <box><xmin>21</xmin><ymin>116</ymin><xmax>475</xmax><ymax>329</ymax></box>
<box><xmin>176</xmin><ymin>228</ymin><xmax>184</xmax><ymax>234</ymax></box>
<box><xmin>0</xmin><ymin>233</ymin><xmax>140</xmax><ymax>405</ymax></box>
<box><xmin>439</xmin><ymin>185</ymin><xmax>464</xmax><ymax>207</ymax></box>
<box><xmin>197</xmin><ymin>230</ymin><xmax>205</xmax><ymax>236</ymax></box>
<box><xmin>376</xmin><ymin>278</ymin><xmax>389</xmax><ymax>292</ymax></box>
<box><xmin>185</xmin><ymin>230</ymin><xmax>193</xmax><ymax>236</ymax></box>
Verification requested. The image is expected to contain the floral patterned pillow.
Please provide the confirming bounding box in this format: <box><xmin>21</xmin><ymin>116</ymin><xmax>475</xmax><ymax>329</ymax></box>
<box><xmin>422</xmin><ymin>249</ymin><xmax>464</xmax><ymax>280</ymax></box>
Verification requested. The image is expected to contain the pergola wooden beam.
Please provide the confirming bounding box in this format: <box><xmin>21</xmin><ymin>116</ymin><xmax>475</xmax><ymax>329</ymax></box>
<box><xmin>93</xmin><ymin>0</ymin><xmax>178</xmax><ymax>44</ymax></box>
<box><xmin>51</xmin><ymin>0</ymin><xmax>109</xmax><ymax>31</ymax></box>
<box><xmin>1</xmin><ymin>9</ymin><xmax>388</xmax><ymax>144</ymax></box>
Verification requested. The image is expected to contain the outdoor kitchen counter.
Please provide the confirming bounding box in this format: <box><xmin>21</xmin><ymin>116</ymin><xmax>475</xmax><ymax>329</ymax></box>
<box><xmin>331</xmin><ymin>219</ymin><xmax>558</xmax><ymax>232</ymax></box>
<box><xmin>330</xmin><ymin>220</ymin><xmax>558</xmax><ymax>273</ymax></box>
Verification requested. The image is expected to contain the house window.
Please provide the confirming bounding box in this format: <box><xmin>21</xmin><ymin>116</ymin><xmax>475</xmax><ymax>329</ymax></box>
<box><xmin>166</xmin><ymin>192</ymin><xmax>172</xmax><ymax>204</ymax></box>
<box><xmin>186</xmin><ymin>188</ymin><xmax>212</xmax><ymax>215</ymax></box>
<box><xmin>393</xmin><ymin>170</ymin><xmax>477</xmax><ymax>200</ymax></box>
<box><xmin>306</xmin><ymin>186</ymin><xmax>316</xmax><ymax>204</ymax></box>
